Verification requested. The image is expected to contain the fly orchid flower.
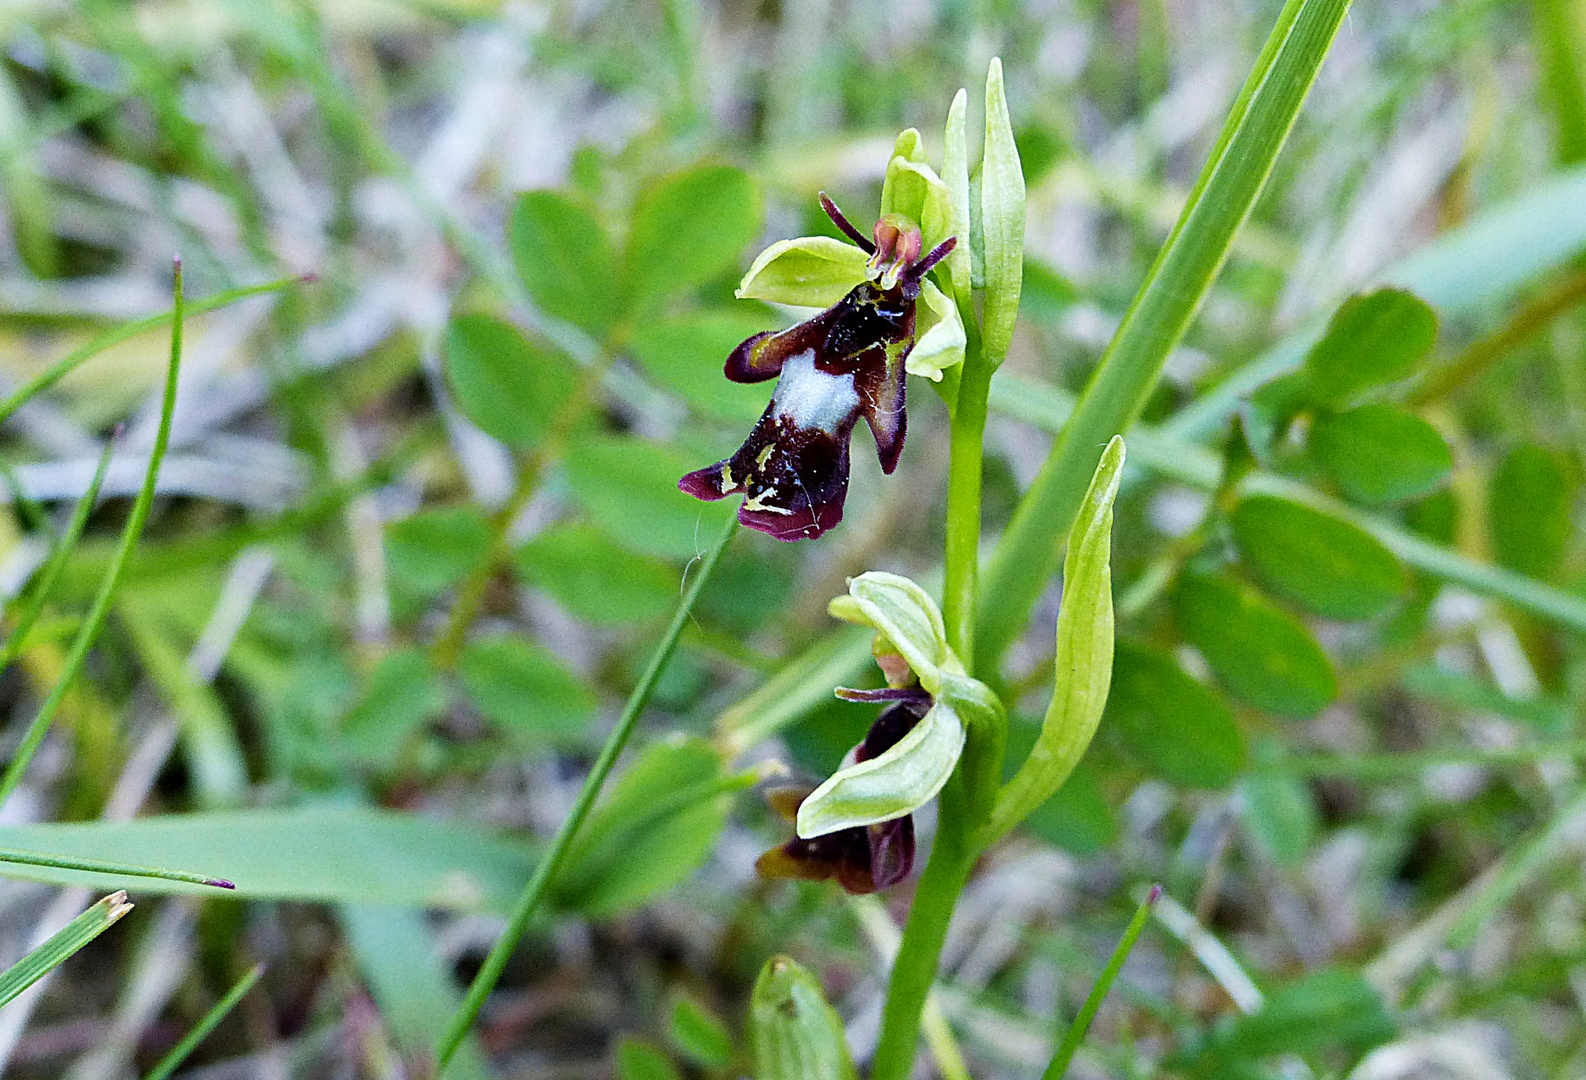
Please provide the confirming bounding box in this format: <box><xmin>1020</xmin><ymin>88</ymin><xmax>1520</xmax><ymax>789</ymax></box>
<box><xmin>679</xmin><ymin>132</ymin><xmax>969</xmax><ymax>541</ymax></box>
<box><xmin>756</xmin><ymin>572</ymin><xmax>1001</xmax><ymax>893</ymax></box>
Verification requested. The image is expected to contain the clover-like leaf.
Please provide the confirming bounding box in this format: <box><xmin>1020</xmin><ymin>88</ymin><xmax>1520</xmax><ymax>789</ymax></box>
<box><xmin>908</xmin><ymin>280</ymin><xmax>967</xmax><ymax>381</ymax></box>
<box><xmin>828</xmin><ymin>571</ymin><xmax>952</xmax><ymax>693</ymax></box>
<box><xmin>795</xmin><ymin>699</ymin><xmax>965</xmax><ymax>839</ymax></box>
<box><xmin>736</xmin><ymin>235</ymin><xmax>870</xmax><ymax>308</ymax></box>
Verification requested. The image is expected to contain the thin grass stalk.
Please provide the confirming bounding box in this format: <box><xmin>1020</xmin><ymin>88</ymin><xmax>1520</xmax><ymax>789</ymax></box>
<box><xmin>0</xmin><ymin>891</ymin><xmax>133</xmax><ymax>1008</ymax></box>
<box><xmin>0</xmin><ymin>259</ymin><xmax>186</xmax><ymax>811</ymax></box>
<box><xmin>435</xmin><ymin>514</ymin><xmax>739</xmax><ymax>1071</ymax></box>
<box><xmin>141</xmin><ymin>964</ymin><xmax>264</xmax><ymax>1080</ymax></box>
<box><xmin>0</xmin><ymin>439</ymin><xmax>115</xmax><ymax>675</ymax></box>
<box><xmin>0</xmin><ymin>848</ymin><xmax>233</xmax><ymax>889</ymax></box>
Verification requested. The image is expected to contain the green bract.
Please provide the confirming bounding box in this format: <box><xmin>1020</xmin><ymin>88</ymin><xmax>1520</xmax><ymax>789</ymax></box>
<box><xmin>799</xmin><ymin>572</ymin><xmax>1002</xmax><ymax>840</ymax></box>
<box><xmin>979</xmin><ymin>57</ymin><xmax>1026</xmax><ymax>364</ymax></box>
<box><xmin>749</xmin><ymin>956</ymin><xmax>857</xmax><ymax>1080</ymax></box>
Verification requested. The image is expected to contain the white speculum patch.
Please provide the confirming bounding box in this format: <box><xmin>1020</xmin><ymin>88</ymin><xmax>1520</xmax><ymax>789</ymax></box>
<box><xmin>772</xmin><ymin>351</ymin><xmax>859</xmax><ymax>435</ymax></box>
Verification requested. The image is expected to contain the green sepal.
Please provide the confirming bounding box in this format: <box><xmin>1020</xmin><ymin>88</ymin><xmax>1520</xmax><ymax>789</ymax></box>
<box><xmin>938</xmin><ymin>88</ymin><xmax>974</xmax><ymax>306</ymax></box>
<box><xmin>908</xmin><ymin>280</ymin><xmax>967</xmax><ymax>381</ymax></box>
<box><xmin>749</xmin><ymin>956</ymin><xmax>858</xmax><ymax>1080</ymax></box>
<box><xmin>736</xmin><ymin>235</ymin><xmax>869</xmax><ymax>308</ymax></box>
<box><xmin>979</xmin><ymin>57</ymin><xmax>1025</xmax><ymax>364</ymax></box>
<box><xmin>981</xmin><ymin>436</ymin><xmax>1123</xmax><ymax>846</ymax></box>
<box><xmin>828</xmin><ymin>571</ymin><xmax>952</xmax><ymax>693</ymax></box>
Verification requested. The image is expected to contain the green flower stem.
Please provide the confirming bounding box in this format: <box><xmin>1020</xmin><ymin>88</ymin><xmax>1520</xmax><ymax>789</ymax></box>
<box><xmin>0</xmin><ymin>258</ymin><xmax>186</xmax><ymax>812</ymax></box>
<box><xmin>941</xmin><ymin>350</ymin><xmax>991</xmax><ymax>663</ymax></box>
<box><xmin>435</xmin><ymin>513</ymin><xmax>737</xmax><ymax>1073</ymax></box>
<box><xmin>869</xmin><ymin>775</ymin><xmax>977</xmax><ymax>1080</ymax></box>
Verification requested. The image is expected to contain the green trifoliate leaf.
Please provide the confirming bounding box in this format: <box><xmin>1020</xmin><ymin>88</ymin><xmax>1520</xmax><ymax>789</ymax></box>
<box><xmin>795</xmin><ymin>698</ymin><xmax>965</xmax><ymax>839</ymax></box>
<box><xmin>939</xmin><ymin>88</ymin><xmax>973</xmax><ymax>304</ymax></box>
<box><xmin>979</xmin><ymin>57</ymin><xmax>1025</xmax><ymax>363</ymax></box>
<box><xmin>908</xmin><ymin>280</ymin><xmax>967</xmax><ymax>381</ymax></box>
<box><xmin>828</xmin><ymin>571</ymin><xmax>952</xmax><ymax>693</ymax></box>
<box><xmin>736</xmin><ymin>235</ymin><xmax>869</xmax><ymax>308</ymax></box>
<box><xmin>749</xmin><ymin>956</ymin><xmax>857</xmax><ymax>1080</ymax></box>
<box><xmin>983</xmin><ymin>436</ymin><xmax>1122</xmax><ymax>846</ymax></box>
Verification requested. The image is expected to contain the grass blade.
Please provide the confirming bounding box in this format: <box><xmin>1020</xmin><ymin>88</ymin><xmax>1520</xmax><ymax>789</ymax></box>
<box><xmin>141</xmin><ymin>963</ymin><xmax>263</xmax><ymax>1080</ymax></box>
<box><xmin>0</xmin><ymin>847</ymin><xmax>232</xmax><ymax>889</ymax></box>
<box><xmin>0</xmin><ymin>891</ymin><xmax>133</xmax><ymax>1008</ymax></box>
<box><xmin>1042</xmin><ymin>884</ymin><xmax>1162</xmax><ymax>1080</ymax></box>
<box><xmin>434</xmin><ymin>514</ymin><xmax>738</xmax><ymax>1072</ymax></box>
<box><xmin>0</xmin><ymin>437</ymin><xmax>115</xmax><ymax>675</ymax></box>
<box><xmin>0</xmin><ymin>273</ymin><xmax>301</xmax><ymax>428</ymax></box>
<box><xmin>0</xmin><ymin>257</ymin><xmax>187</xmax><ymax>811</ymax></box>
<box><xmin>975</xmin><ymin>0</ymin><xmax>1352</xmax><ymax>673</ymax></box>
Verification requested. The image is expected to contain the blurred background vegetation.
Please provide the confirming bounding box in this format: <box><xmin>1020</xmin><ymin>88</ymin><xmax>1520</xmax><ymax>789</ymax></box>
<box><xmin>0</xmin><ymin>0</ymin><xmax>1584</xmax><ymax>1077</ymax></box>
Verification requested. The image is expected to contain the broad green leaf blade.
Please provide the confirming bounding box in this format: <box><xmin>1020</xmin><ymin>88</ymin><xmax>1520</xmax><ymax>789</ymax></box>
<box><xmin>510</xmin><ymin>189</ymin><xmax>622</xmax><ymax>338</ymax></box>
<box><xmin>515</xmin><ymin>524</ymin><xmax>679</xmax><ymax>625</ymax></box>
<box><xmin>617</xmin><ymin>1038</ymin><xmax>683</xmax><ymax>1080</ymax></box>
<box><xmin>977</xmin><ymin>0</ymin><xmax>1353</xmax><ymax>673</ymax></box>
<box><xmin>1309</xmin><ymin>403</ymin><xmax>1451</xmax><ymax>505</ymax></box>
<box><xmin>1238</xmin><ymin>769</ymin><xmax>1318</xmax><ymax>867</ymax></box>
<box><xmin>386</xmin><ymin>507</ymin><xmax>492</xmax><ymax>597</ymax></box>
<box><xmin>1302</xmin><ymin>288</ymin><xmax>1437</xmax><ymax>407</ymax></box>
<box><xmin>341</xmin><ymin>649</ymin><xmax>446</xmax><ymax>768</ymax></box>
<box><xmin>979</xmin><ymin>57</ymin><xmax>1025</xmax><ymax>364</ymax></box>
<box><xmin>0</xmin><ymin>892</ymin><xmax>132</xmax><ymax>1008</ymax></box>
<box><xmin>796</xmin><ymin>700</ymin><xmax>965</xmax><ymax>838</ymax></box>
<box><xmin>566</xmin><ymin>432</ymin><xmax>735</xmax><ymax>560</ymax></box>
<box><xmin>668</xmin><ymin>996</ymin><xmax>734</xmax><ymax>1068</ymax></box>
<box><xmin>444</xmin><ymin>314</ymin><xmax>576</xmax><ymax>448</ymax></box>
<box><xmin>735</xmin><ymin>236</ymin><xmax>868</xmax><ymax>308</ymax></box>
<box><xmin>1106</xmin><ymin>641</ymin><xmax>1245</xmax><ymax>788</ymax></box>
<box><xmin>629</xmin><ymin>311</ymin><xmax>779</xmax><ymax>423</ymax></box>
<box><xmin>0</xmin><ymin>808</ymin><xmax>535</xmax><ymax>910</ymax></box>
<box><xmin>749</xmin><ymin>956</ymin><xmax>858</xmax><ymax>1080</ymax></box>
<box><xmin>457</xmin><ymin>635</ymin><xmax>595</xmax><ymax>744</ymax></box>
<box><xmin>557</xmin><ymin>736</ymin><xmax>737</xmax><ymax>917</ymax></box>
<box><xmin>984</xmin><ymin>436</ymin><xmax>1122</xmax><ymax>846</ymax></box>
<box><xmin>1175</xmin><ymin>573</ymin><xmax>1336</xmax><ymax>719</ymax></box>
<box><xmin>142</xmin><ymin>964</ymin><xmax>264</xmax><ymax>1080</ymax></box>
<box><xmin>1489</xmin><ymin>443</ymin><xmax>1574</xmax><ymax>580</ymax></box>
<box><xmin>340</xmin><ymin>906</ymin><xmax>490</xmax><ymax>1080</ymax></box>
<box><xmin>1229</xmin><ymin>494</ymin><xmax>1405</xmax><ymax>619</ymax></box>
<box><xmin>628</xmin><ymin>165</ymin><xmax>761</xmax><ymax>312</ymax></box>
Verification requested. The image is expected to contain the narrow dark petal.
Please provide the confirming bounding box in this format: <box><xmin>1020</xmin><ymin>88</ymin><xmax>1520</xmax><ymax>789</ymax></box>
<box><xmin>834</xmin><ymin>686</ymin><xmax>934</xmax><ymax>705</ymax></box>
<box><xmin>867</xmin><ymin>815</ymin><xmax>915</xmax><ymax>891</ymax></box>
<box><xmin>904</xmin><ymin>235</ymin><xmax>958</xmax><ymax>285</ymax></box>
<box><xmin>820</xmin><ymin>192</ymin><xmax>877</xmax><ymax>254</ymax></box>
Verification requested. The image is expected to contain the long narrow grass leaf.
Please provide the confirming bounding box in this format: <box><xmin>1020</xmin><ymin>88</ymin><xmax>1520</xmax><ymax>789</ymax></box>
<box><xmin>1042</xmin><ymin>885</ymin><xmax>1162</xmax><ymax>1079</ymax></box>
<box><xmin>0</xmin><ymin>891</ymin><xmax>133</xmax><ymax>1008</ymax></box>
<box><xmin>435</xmin><ymin>514</ymin><xmax>738</xmax><ymax>1071</ymax></box>
<box><xmin>142</xmin><ymin>963</ymin><xmax>263</xmax><ymax>1080</ymax></box>
<box><xmin>0</xmin><ymin>438</ymin><xmax>115</xmax><ymax>675</ymax></box>
<box><xmin>0</xmin><ymin>847</ymin><xmax>232</xmax><ymax>889</ymax></box>
<box><xmin>0</xmin><ymin>273</ymin><xmax>300</xmax><ymax>427</ymax></box>
<box><xmin>0</xmin><ymin>258</ymin><xmax>186</xmax><ymax>810</ymax></box>
<box><xmin>975</xmin><ymin>0</ymin><xmax>1351</xmax><ymax>672</ymax></box>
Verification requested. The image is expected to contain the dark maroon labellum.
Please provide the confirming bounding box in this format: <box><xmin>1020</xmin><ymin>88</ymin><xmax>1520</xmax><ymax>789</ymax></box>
<box><xmin>679</xmin><ymin>196</ymin><xmax>955</xmax><ymax>542</ymax></box>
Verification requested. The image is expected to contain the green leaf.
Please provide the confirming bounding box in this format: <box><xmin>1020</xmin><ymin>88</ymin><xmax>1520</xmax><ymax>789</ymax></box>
<box><xmin>444</xmin><ymin>314</ymin><xmax>576</xmax><ymax>448</ymax></box>
<box><xmin>565</xmin><ymin>432</ymin><xmax>735</xmax><ymax>560</ymax></box>
<box><xmin>985</xmin><ymin>436</ymin><xmax>1122</xmax><ymax>844</ymax></box>
<box><xmin>515</xmin><ymin>524</ymin><xmax>678</xmax><ymax>625</ymax></box>
<box><xmin>0</xmin><ymin>807</ymin><xmax>536</xmax><ymax>910</ymax></box>
<box><xmin>1240</xmin><ymin>372</ymin><xmax>1311</xmax><ymax>467</ymax></box>
<box><xmin>628</xmin><ymin>165</ymin><xmax>761</xmax><ymax>312</ymax></box>
<box><xmin>976</xmin><ymin>0</ymin><xmax>1353</xmax><ymax>672</ymax></box>
<box><xmin>749</xmin><ymin>956</ymin><xmax>858</xmax><ymax>1080</ymax></box>
<box><xmin>1015</xmin><ymin>752</ymin><xmax>1115</xmax><ymax>855</ymax></box>
<box><xmin>1106</xmin><ymin>640</ymin><xmax>1244</xmax><ymax>788</ymax></box>
<box><xmin>457</xmin><ymin>636</ymin><xmax>595</xmax><ymax>743</ymax></box>
<box><xmin>1238</xmin><ymin>760</ymin><xmax>1317</xmax><ymax>867</ymax></box>
<box><xmin>1309</xmin><ymin>403</ymin><xmax>1451</xmax><ymax>504</ymax></box>
<box><xmin>557</xmin><ymin>736</ymin><xmax>733</xmax><ymax>917</ymax></box>
<box><xmin>628</xmin><ymin>311</ymin><xmax>778</xmax><ymax>422</ymax></box>
<box><xmin>0</xmin><ymin>892</ymin><xmax>132</xmax><ymax>1008</ymax></box>
<box><xmin>510</xmin><ymin>189</ymin><xmax>621</xmax><ymax>338</ymax></box>
<box><xmin>938</xmin><ymin>88</ymin><xmax>974</xmax><ymax>304</ymax></box>
<box><xmin>1490</xmin><ymin>442</ymin><xmax>1574</xmax><ymax>580</ymax></box>
<box><xmin>386</xmin><ymin>506</ymin><xmax>491</xmax><ymax>596</ymax></box>
<box><xmin>668</xmin><ymin>996</ymin><xmax>734</xmax><ymax>1068</ymax></box>
<box><xmin>1229</xmin><ymin>494</ymin><xmax>1405</xmax><ymax>619</ymax></box>
<box><xmin>340</xmin><ymin>906</ymin><xmax>490</xmax><ymax>1080</ymax></box>
<box><xmin>1303</xmin><ymin>288</ymin><xmax>1438</xmax><ymax>407</ymax></box>
<box><xmin>1214</xmin><ymin>969</ymin><xmax>1394</xmax><ymax>1060</ymax></box>
<box><xmin>616</xmin><ymin>1038</ymin><xmax>682</xmax><ymax>1080</ymax></box>
<box><xmin>979</xmin><ymin>57</ymin><xmax>1025</xmax><ymax>364</ymax></box>
<box><xmin>341</xmin><ymin>649</ymin><xmax>446</xmax><ymax>767</ymax></box>
<box><xmin>1175</xmin><ymin>573</ymin><xmax>1336</xmax><ymax>719</ymax></box>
